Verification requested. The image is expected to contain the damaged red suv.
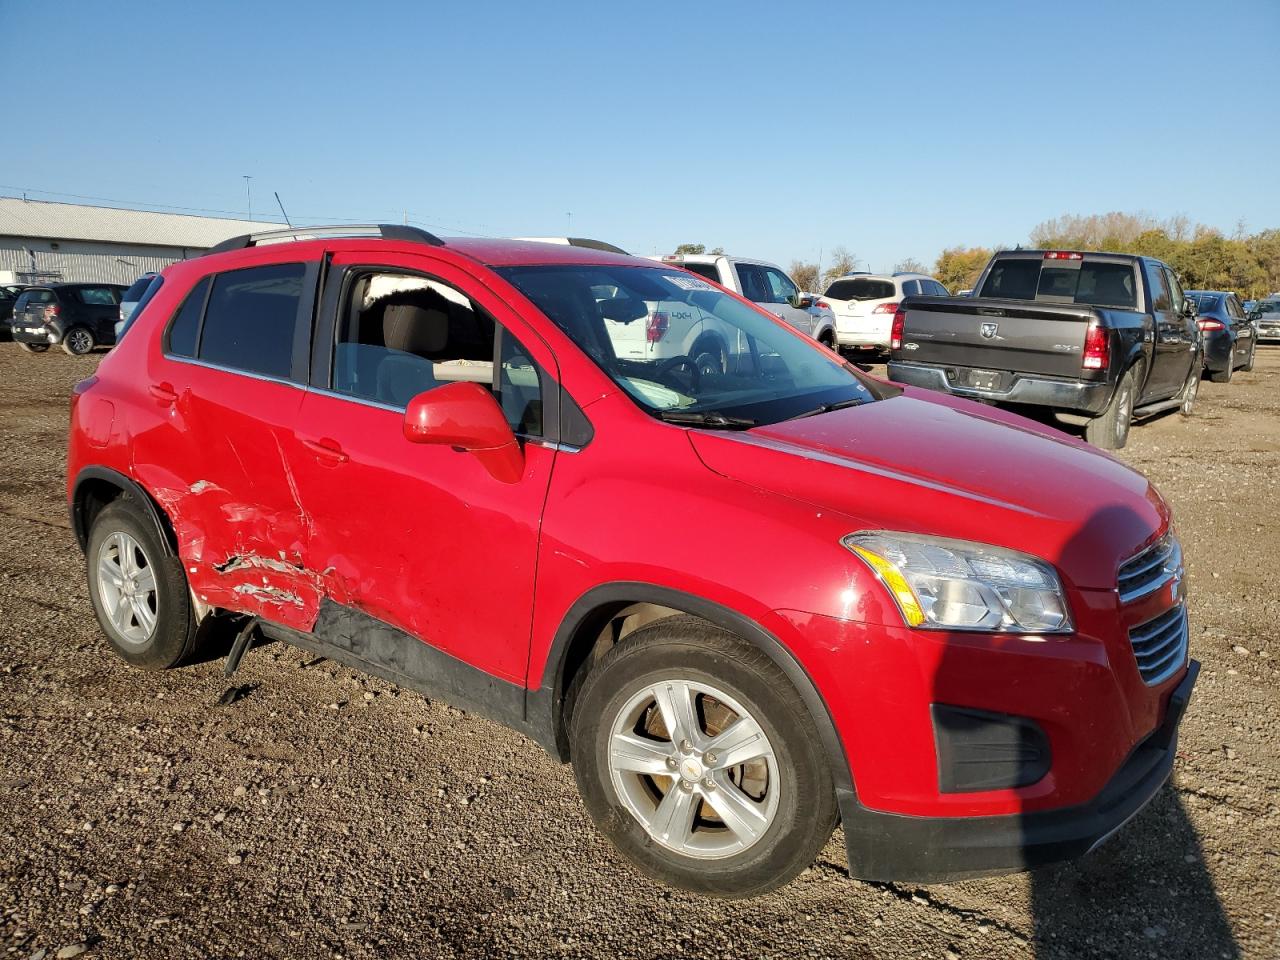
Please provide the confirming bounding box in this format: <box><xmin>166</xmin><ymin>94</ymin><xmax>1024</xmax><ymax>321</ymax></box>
<box><xmin>68</xmin><ymin>225</ymin><xmax>1197</xmax><ymax>897</ymax></box>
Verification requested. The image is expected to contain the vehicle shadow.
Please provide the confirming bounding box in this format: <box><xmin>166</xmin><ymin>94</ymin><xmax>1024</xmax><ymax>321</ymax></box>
<box><xmin>928</xmin><ymin>502</ymin><xmax>1239</xmax><ymax>957</ymax></box>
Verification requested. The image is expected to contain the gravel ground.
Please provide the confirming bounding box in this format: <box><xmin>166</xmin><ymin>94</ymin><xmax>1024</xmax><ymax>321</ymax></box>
<box><xmin>1</xmin><ymin>342</ymin><xmax>1277</xmax><ymax>960</ymax></box>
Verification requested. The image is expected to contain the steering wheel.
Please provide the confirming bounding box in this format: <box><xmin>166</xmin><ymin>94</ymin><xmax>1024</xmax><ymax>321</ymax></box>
<box><xmin>654</xmin><ymin>354</ymin><xmax>701</xmax><ymax>391</ymax></box>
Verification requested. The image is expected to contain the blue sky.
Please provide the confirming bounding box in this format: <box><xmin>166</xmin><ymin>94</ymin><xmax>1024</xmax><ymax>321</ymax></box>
<box><xmin>2</xmin><ymin>0</ymin><xmax>1277</xmax><ymax>272</ymax></box>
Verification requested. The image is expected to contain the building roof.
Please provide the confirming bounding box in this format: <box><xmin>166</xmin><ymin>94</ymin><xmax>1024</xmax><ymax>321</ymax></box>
<box><xmin>0</xmin><ymin>197</ymin><xmax>284</xmax><ymax>249</ymax></box>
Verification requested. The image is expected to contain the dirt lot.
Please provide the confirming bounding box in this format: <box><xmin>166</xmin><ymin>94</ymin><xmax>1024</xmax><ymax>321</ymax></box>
<box><xmin>1</xmin><ymin>343</ymin><xmax>1277</xmax><ymax>960</ymax></box>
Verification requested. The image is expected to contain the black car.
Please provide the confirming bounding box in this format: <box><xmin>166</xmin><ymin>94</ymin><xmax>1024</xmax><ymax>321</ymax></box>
<box><xmin>11</xmin><ymin>283</ymin><xmax>128</xmax><ymax>355</ymax></box>
<box><xmin>0</xmin><ymin>287</ymin><xmax>19</xmax><ymax>338</ymax></box>
<box><xmin>1187</xmin><ymin>290</ymin><xmax>1255</xmax><ymax>383</ymax></box>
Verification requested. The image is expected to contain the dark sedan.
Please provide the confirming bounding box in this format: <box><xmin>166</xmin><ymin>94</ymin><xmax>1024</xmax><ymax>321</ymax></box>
<box><xmin>1187</xmin><ymin>290</ymin><xmax>1255</xmax><ymax>383</ymax></box>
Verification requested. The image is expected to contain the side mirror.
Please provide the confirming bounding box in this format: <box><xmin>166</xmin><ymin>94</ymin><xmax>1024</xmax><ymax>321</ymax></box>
<box><xmin>403</xmin><ymin>381</ymin><xmax>524</xmax><ymax>483</ymax></box>
<box><xmin>789</xmin><ymin>293</ymin><xmax>814</xmax><ymax>309</ymax></box>
<box><xmin>1182</xmin><ymin>297</ymin><xmax>1198</xmax><ymax>318</ymax></box>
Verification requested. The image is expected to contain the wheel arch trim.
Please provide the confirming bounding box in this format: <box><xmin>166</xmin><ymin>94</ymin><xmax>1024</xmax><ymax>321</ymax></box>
<box><xmin>71</xmin><ymin>466</ymin><xmax>176</xmax><ymax>557</ymax></box>
<box><xmin>530</xmin><ymin>581</ymin><xmax>856</xmax><ymax>799</ymax></box>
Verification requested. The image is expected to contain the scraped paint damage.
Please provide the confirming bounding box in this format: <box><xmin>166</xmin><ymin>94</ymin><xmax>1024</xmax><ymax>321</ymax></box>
<box><xmin>146</xmin><ymin>475</ymin><xmax>351</xmax><ymax>632</ymax></box>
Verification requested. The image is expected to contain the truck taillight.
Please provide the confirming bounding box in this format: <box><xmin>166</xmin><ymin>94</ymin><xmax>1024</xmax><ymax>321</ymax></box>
<box><xmin>1082</xmin><ymin>321</ymin><xmax>1109</xmax><ymax>370</ymax></box>
<box><xmin>647</xmin><ymin>312</ymin><xmax>669</xmax><ymax>343</ymax></box>
<box><xmin>890</xmin><ymin>308</ymin><xmax>906</xmax><ymax>350</ymax></box>
<box><xmin>1044</xmin><ymin>251</ymin><xmax>1084</xmax><ymax>260</ymax></box>
<box><xmin>872</xmin><ymin>301</ymin><xmax>900</xmax><ymax>315</ymax></box>
<box><xmin>1196</xmin><ymin>318</ymin><xmax>1224</xmax><ymax>331</ymax></box>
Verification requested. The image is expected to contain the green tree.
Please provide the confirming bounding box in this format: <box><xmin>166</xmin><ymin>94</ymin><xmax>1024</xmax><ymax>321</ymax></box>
<box><xmin>934</xmin><ymin>246</ymin><xmax>992</xmax><ymax>292</ymax></box>
<box><xmin>673</xmin><ymin>243</ymin><xmax>705</xmax><ymax>255</ymax></box>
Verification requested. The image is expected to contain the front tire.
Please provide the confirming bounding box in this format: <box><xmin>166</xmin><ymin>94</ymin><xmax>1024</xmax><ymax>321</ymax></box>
<box><xmin>1085</xmin><ymin>369</ymin><xmax>1135</xmax><ymax>450</ymax></box>
<box><xmin>63</xmin><ymin>326</ymin><xmax>95</xmax><ymax>355</ymax></box>
<box><xmin>18</xmin><ymin>342</ymin><xmax>49</xmax><ymax>353</ymax></box>
<box><xmin>570</xmin><ymin>616</ymin><xmax>838</xmax><ymax>898</ymax></box>
<box><xmin>86</xmin><ymin>498</ymin><xmax>199</xmax><ymax>669</ymax></box>
<box><xmin>1242</xmin><ymin>339</ymin><xmax>1256</xmax><ymax>372</ymax></box>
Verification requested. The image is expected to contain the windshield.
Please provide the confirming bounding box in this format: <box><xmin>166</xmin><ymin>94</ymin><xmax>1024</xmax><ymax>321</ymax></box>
<box><xmin>498</xmin><ymin>265</ymin><xmax>877</xmax><ymax>425</ymax></box>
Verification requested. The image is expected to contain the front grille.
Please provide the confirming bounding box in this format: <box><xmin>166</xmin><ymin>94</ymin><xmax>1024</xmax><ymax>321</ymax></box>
<box><xmin>1128</xmin><ymin>604</ymin><xmax>1188</xmax><ymax>686</ymax></box>
<box><xmin>1118</xmin><ymin>534</ymin><xmax>1181</xmax><ymax>604</ymax></box>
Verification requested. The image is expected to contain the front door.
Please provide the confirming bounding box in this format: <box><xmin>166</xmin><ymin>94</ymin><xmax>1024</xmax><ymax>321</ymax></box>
<box><xmin>288</xmin><ymin>252</ymin><xmax>557</xmax><ymax>684</ymax></box>
<box><xmin>762</xmin><ymin>266</ymin><xmax>815</xmax><ymax>336</ymax></box>
<box><xmin>1142</xmin><ymin>261</ymin><xmax>1183</xmax><ymax>400</ymax></box>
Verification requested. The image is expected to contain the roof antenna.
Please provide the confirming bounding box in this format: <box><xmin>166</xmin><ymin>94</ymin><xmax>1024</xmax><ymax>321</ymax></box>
<box><xmin>274</xmin><ymin>191</ymin><xmax>292</xmax><ymax>227</ymax></box>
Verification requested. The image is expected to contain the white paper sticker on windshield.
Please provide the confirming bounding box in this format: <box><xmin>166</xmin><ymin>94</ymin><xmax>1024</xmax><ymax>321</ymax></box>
<box><xmin>664</xmin><ymin>274</ymin><xmax>715</xmax><ymax>291</ymax></box>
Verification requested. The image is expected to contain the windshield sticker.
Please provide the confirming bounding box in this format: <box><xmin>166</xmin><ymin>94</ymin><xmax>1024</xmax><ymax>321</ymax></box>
<box><xmin>664</xmin><ymin>274</ymin><xmax>715</xmax><ymax>291</ymax></box>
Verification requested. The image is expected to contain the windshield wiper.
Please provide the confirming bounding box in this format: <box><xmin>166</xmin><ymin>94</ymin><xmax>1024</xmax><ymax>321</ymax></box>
<box><xmin>782</xmin><ymin>397</ymin><xmax>868</xmax><ymax>422</ymax></box>
<box><xmin>657</xmin><ymin>410</ymin><xmax>757</xmax><ymax>429</ymax></box>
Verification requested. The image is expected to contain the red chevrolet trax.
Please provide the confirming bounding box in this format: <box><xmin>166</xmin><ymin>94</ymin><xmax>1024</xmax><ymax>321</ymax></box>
<box><xmin>67</xmin><ymin>226</ymin><xmax>1197</xmax><ymax>897</ymax></box>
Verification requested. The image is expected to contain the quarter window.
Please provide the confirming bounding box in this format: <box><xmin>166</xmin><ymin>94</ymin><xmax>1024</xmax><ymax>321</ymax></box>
<box><xmin>77</xmin><ymin>287</ymin><xmax>118</xmax><ymax>305</ymax></box>
<box><xmin>166</xmin><ymin>277</ymin><xmax>209</xmax><ymax>358</ymax></box>
<box><xmin>332</xmin><ymin>271</ymin><xmax>544</xmax><ymax>435</ymax></box>
<box><xmin>199</xmin><ymin>263</ymin><xmax>305</xmax><ymax>379</ymax></box>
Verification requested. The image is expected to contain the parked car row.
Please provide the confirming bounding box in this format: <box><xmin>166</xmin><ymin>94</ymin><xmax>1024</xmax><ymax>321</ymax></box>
<box><xmin>65</xmin><ymin>224</ymin><xmax>1198</xmax><ymax>898</ymax></box>
<box><xmin>887</xmin><ymin>249</ymin><xmax>1266</xmax><ymax>449</ymax></box>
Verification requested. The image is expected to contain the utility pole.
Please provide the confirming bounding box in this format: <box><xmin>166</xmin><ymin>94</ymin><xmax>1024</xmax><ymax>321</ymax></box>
<box><xmin>243</xmin><ymin>176</ymin><xmax>253</xmax><ymax>220</ymax></box>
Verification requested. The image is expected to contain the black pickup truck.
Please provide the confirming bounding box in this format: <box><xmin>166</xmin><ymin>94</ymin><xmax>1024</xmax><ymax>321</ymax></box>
<box><xmin>887</xmin><ymin>250</ymin><xmax>1203</xmax><ymax>449</ymax></box>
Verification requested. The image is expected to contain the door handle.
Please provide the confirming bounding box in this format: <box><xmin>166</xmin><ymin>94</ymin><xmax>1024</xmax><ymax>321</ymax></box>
<box><xmin>148</xmin><ymin>382</ymin><xmax>177</xmax><ymax>404</ymax></box>
<box><xmin>300</xmin><ymin>436</ymin><xmax>348</xmax><ymax>463</ymax></box>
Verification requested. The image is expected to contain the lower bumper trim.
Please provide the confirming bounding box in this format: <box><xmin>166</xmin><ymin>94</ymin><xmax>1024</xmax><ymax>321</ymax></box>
<box><xmin>888</xmin><ymin>361</ymin><xmax>1112</xmax><ymax>415</ymax></box>
<box><xmin>838</xmin><ymin>660</ymin><xmax>1198</xmax><ymax>883</ymax></box>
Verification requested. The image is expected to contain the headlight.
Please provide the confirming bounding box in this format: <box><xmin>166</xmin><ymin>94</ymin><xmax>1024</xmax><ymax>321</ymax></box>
<box><xmin>843</xmin><ymin>531</ymin><xmax>1071</xmax><ymax>633</ymax></box>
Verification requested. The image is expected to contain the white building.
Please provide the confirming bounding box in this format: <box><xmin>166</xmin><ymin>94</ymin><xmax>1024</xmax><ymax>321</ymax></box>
<box><xmin>0</xmin><ymin>197</ymin><xmax>283</xmax><ymax>286</ymax></box>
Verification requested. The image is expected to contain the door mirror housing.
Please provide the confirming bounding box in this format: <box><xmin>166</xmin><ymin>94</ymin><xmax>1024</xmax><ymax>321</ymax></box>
<box><xmin>789</xmin><ymin>293</ymin><xmax>814</xmax><ymax>310</ymax></box>
<box><xmin>403</xmin><ymin>381</ymin><xmax>524</xmax><ymax>482</ymax></box>
<box><xmin>1182</xmin><ymin>296</ymin><xmax>1198</xmax><ymax>318</ymax></box>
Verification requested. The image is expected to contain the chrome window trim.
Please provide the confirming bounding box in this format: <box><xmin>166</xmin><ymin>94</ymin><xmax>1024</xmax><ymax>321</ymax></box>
<box><xmin>161</xmin><ymin>353</ymin><xmax>305</xmax><ymax>390</ymax></box>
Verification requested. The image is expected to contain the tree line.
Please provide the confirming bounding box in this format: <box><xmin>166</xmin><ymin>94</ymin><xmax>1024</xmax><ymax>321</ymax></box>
<box><xmin>673</xmin><ymin>213</ymin><xmax>1280</xmax><ymax>300</ymax></box>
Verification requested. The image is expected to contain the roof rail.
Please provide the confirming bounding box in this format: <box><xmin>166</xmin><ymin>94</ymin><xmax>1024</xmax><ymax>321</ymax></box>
<box><xmin>205</xmin><ymin>223</ymin><xmax>446</xmax><ymax>256</ymax></box>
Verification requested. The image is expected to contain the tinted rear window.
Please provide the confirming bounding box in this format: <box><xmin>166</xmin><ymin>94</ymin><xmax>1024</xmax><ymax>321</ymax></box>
<box><xmin>679</xmin><ymin>262</ymin><xmax>721</xmax><ymax>283</ymax></box>
<box><xmin>979</xmin><ymin>258</ymin><xmax>1137</xmax><ymax>309</ymax></box>
<box><xmin>824</xmin><ymin>278</ymin><xmax>894</xmax><ymax>301</ymax></box>
<box><xmin>1192</xmin><ymin>293</ymin><xmax>1223</xmax><ymax>312</ymax></box>
<box><xmin>198</xmin><ymin>263</ymin><xmax>304</xmax><ymax>379</ymax></box>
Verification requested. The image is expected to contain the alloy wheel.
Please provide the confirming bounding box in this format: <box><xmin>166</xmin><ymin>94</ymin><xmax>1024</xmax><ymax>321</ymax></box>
<box><xmin>67</xmin><ymin>329</ymin><xmax>93</xmax><ymax>354</ymax></box>
<box><xmin>96</xmin><ymin>531</ymin><xmax>158</xmax><ymax>645</ymax></box>
<box><xmin>1181</xmin><ymin>370</ymin><xmax>1199</xmax><ymax>415</ymax></box>
<box><xmin>607</xmin><ymin>678</ymin><xmax>779</xmax><ymax>859</ymax></box>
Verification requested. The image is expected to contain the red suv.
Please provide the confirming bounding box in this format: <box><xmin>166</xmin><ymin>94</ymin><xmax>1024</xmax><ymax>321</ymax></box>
<box><xmin>68</xmin><ymin>225</ymin><xmax>1197</xmax><ymax>897</ymax></box>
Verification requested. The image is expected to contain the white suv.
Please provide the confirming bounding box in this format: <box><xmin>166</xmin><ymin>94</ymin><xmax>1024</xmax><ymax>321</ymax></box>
<box><xmin>823</xmin><ymin>272</ymin><xmax>948</xmax><ymax>353</ymax></box>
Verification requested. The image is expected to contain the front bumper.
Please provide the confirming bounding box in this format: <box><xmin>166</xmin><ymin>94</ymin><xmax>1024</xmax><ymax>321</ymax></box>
<box><xmin>839</xmin><ymin>660</ymin><xmax>1198</xmax><ymax>882</ymax></box>
<box><xmin>888</xmin><ymin>360</ymin><xmax>1112</xmax><ymax>415</ymax></box>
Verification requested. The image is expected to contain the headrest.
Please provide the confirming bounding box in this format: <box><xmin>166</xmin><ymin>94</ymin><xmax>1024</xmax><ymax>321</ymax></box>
<box><xmin>384</xmin><ymin>303</ymin><xmax>449</xmax><ymax>356</ymax></box>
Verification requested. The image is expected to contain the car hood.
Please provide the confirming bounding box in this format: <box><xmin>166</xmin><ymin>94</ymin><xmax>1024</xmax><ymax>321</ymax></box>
<box><xmin>687</xmin><ymin>388</ymin><xmax>1169</xmax><ymax>590</ymax></box>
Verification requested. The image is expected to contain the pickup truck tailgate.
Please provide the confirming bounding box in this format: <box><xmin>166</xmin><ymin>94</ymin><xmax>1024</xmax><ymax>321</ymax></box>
<box><xmin>900</xmin><ymin>298</ymin><xmax>1095</xmax><ymax>379</ymax></box>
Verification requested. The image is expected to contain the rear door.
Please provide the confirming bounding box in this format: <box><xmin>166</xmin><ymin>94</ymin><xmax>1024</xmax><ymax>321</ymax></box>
<box><xmin>1142</xmin><ymin>262</ymin><xmax>1186</xmax><ymax>398</ymax></box>
<box><xmin>131</xmin><ymin>258</ymin><xmax>320</xmax><ymax>629</ymax></box>
<box><xmin>73</xmin><ymin>285</ymin><xmax>124</xmax><ymax>342</ymax></box>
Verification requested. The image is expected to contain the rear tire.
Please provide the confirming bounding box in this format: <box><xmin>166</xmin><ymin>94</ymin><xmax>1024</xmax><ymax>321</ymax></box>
<box><xmin>63</xmin><ymin>327</ymin><xmax>95</xmax><ymax>356</ymax></box>
<box><xmin>86</xmin><ymin>497</ymin><xmax>199</xmax><ymax>669</ymax></box>
<box><xmin>1085</xmin><ymin>369</ymin><xmax>1134</xmax><ymax>450</ymax></box>
<box><xmin>1179</xmin><ymin>365</ymin><xmax>1199</xmax><ymax>417</ymax></box>
<box><xmin>570</xmin><ymin>616</ymin><xmax>838</xmax><ymax>898</ymax></box>
<box><xmin>18</xmin><ymin>342</ymin><xmax>49</xmax><ymax>353</ymax></box>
